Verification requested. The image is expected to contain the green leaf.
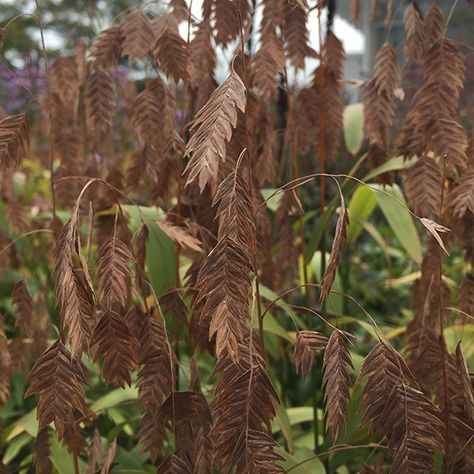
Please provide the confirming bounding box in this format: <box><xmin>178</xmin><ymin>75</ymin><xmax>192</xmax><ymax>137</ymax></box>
<box><xmin>113</xmin><ymin>471</ymin><xmax>155</xmax><ymax>474</ymax></box>
<box><xmin>273</xmin><ymin>407</ymin><xmax>317</xmax><ymax>437</ymax></box>
<box><xmin>311</xmin><ymin>251</ymin><xmax>343</xmax><ymax>314</ymax></box>
<box><xmin>261</xmin><ymin>188</ymin><xmax>283</xmax><ymax>212</ymax></box>
<box><xmin>372</xmin><ymin>184</ymin><xmax>421</xmax><ymax>263</ymax></box>
<box><xmin>343</xmin><ymin>103</ymin><xmax>364</xmax><ymax>155</ymax></box>
<box><xmin>347</xmin><ymin>186</ymin><xmax>377</xmax><ymax>242</ymax></box>
<box><xmin>50</xmin><ymin>432</ymin><xmax>86</xmax><ymax>474</ymax></box>
<box><xmin>444</xmin><ymin>324</ymin><xmax>474</xmax><ymax>364</ymax></box>
<box><xmin>276</xmin><ymin>446</ymin><xmax>326</xmax><ymax>474</ymax></box>
<box><xmin>121</xmin><ymin>205</ymin><xmax>164</xmax><ymax>232</ymax></box>
<box><xmin>360</xmin><ymin>221</ymin><xmax>390</xmax><ymax>262</ymax></box>
<box><xmin>272</xmin><ymin>406</ymin><xmax>315</xmax><ymax>431</ymax></box>
<box><xmin>3</xmin><ymin>432</ymin><xmax>31</xmax><ymax>465</ymax></box>
<box><xmin>305</xmin><ymin>154</ymin><xmax>368</xmax><ymax>261</ymax></box>
<box><xmin>259</xmin><ymin>284</ymin><xmax>306</xmax><ymax>330</ymax></box>
<box><xmin>274</xmin><ymin>405</ymin><xmax>294</xmax><ymax>453</ymax></box>
<box><xmin>253</xmin><ymin>312</ymin><xmax>294</xmax><ymax>342</ymax></box>
<box><xmin>7</xmin><ymin>409</ymin><xmax>38</xmax><ymax>440</ymax></box>
<box><xmin>122</xmin><ymin>205</ymin><xmax>176</xmax><ymax>296</ymax></box>
<box><xmin>363</xmin><ymin>156</ymin><xmax>416</xmax><ymax>181</ymax></box>
<box><xmin>146</xmin><ymin>221</ymin><xmax>176</xmax><ymax>295</ymax></box>
<box><xmin>114</xmin><ymin>445</ymin><xmax>150</xmax><ymax>469</ymax></box>
<box><xmin>90</xmin><ymin>386</ymin><xmax>138</xmax><ymax>413</ymax></box>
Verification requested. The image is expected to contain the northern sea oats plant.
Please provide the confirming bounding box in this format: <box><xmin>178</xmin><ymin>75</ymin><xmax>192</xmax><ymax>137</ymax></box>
<box><xmin>0</xmin><ymin>1</ymin><xmax>473</xmax><ymax>473</ymax></box>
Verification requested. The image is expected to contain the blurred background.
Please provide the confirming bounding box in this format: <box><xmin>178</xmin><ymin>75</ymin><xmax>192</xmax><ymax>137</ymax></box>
<box><xmin>2</xmin><ymin>1</ymin><xmax>472</xmax><ymax>112</ymax></box>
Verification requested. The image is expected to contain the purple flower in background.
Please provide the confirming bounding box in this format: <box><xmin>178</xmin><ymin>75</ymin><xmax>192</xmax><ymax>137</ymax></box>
<box><xmin>0</xmin><ymin>58</ymin><xmax>45</xmax><ymax>114</ymax></box>
<box><xmin>0</xmin><ymin>61</ymin><xmax>129</xmax><ymax>116</ymax></box>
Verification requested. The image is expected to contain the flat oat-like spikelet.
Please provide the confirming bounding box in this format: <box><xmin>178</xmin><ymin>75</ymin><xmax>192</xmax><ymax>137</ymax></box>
<box><xmin>283</xmin><ymin>0</ymin><xmax>316</xmax><ymax>70</ymax></box>
<box><xmin>211</xmin><ymin>335</ymin><xmax>284</xmax><ymax>473</ymax></box>
<box><xmin>251</xmin><ymin>32</ymin><xmax>285</xmax><ymax>100</ymax></box>
<box><xmin>294</xmin><ymin>330</ymin><xmax>328</xmax><ymax>381</ymax></box>
<box><xmin>251</xmin><ymin>0</ymin><xmax>284</xmax><ymax>99</ymax></box>
<box><xmin>450</xmin><ymin>158</ymin><xmax>474</xmax><ymax>218</ymax></box>
<box><xmin>55</xmin><ymin>220</ymin><xmax>95</xmax><ymax>358</ymax></box>
<box><xmin>312</xmin><ymin>32</ymin><xmax>345</xmax><ymax>166</ymax></box>
<box><xmin>158</xmin><ymin>392</ymin><xmax>213</xmax><ymax>472</ymax></box>
<box><xmin>90</xmin><ymin>26</ymin><xmax>124</xmax><ymax>69</ymax></box>
<box><xmin>456</xmin><ymin>273</ymin><xmax>474</xmax><ymax>319</ymax></box>
<box><xmin>121</xmin><ymin>11</ymin><xmax>155</xmax><ymax>63</ymax></box>
<box><xmin>385</xmin><ymin>383</ymin><xmax>444</xmax><ymax>474</ymax></box>
<box><xmin>157</xmin><ymin>454</ymin><xmax>192</xmax><ymax>473</ymax></box>
<box><xmin>26</xmin><ymin>341</ymin><xmax>88</xmax><ymax>437</ymax></box>
<box><xmin>53</xmin><ymin>126</ymin><xmax>84</xmax><ymax>172</ymax></box>
<box><xmin>405</xmin><ymin>319</ymin><xmax>443</xmax><ymax>394</ymax></box>
<box><xmin>50</xmin><ymin>57</ymin><xmax>79</xmax><ymax>105</ymax></box>
<box><xmin>403</xmin><ymin>155</ymin><xmax>442</xmax><ymax>216</ymax></box>
<box><xmin>403</xmin><ymin>4</ymin><xmax>424</xmax><ymax>63</ymax></box>
<box><xmin>455</xmin><ymin>344</ymin><xmax>474</xmax><ymax>424</ymax></box>
<box><xmin>12</xmin><ymin>280</ymin><xmax>34</xmax><ymax>339</ymax></box>
<box><xmin>130</xmin><ymin>78</ymin><xmax>166</xmax><ymax>147</ymax></box>
<box><xmin>91</xmin><ymin>310</ymin><xmax>138</xmax><ymax>387</ymax></box>
<box><xmin>153</xmin><ymin>14</ymin><xmax>187</xmax><ymax>83</ymax></box>
<box><xmin>423</xmin><ymin>4</ymin><xmax>445</xmax><ymax>50</ymax></box>
<box><xmin>0</xmin><ymin>114</ymin><xmax>29</xmax><ymax>170</ymax></box>
<box><xmin>137</xmin><ymin>313</ymin><xmax>174</xmax><ymax>412</ymax></box>
<box><xmin>4</xmin><ymin>195</ymin><xmax>29</xmax><ymax>234</ymax></box>
<box><xmin>320</xmin><ymin>194</ymin><xmax>349</xmax><ymax>302</ymax></box>
<box><xmin>419</xmin><ymin>38</ymin><xmax>467</xmax><ymax>171</ymax></box>
<box><xmin>100</xmin><ymin>439</ymin><xmax>117</xmax><ymax>474</ymax></box>
<box><xmin>184</xmin><ymin>66</ymin><xmax>246</xmax><ymax>192</ymax></box>
<box><xmin>86</xmin><ymin>429</ymin><xmax>102</xmax><ymax>474</ymax></box>
<box><xmin>34</xmin><ymin>428</ymin><xmax>53</xmax><ymax>474</ymax></box>
<box><xmin>448</xmin><ymin>344</ymin><xmax>474</xmax><ymax>472</ymax></box>
<box><xmin>97</xmin><ymin>236</ymin><xmax>135</xmax><ymax>310</ymax></box>
<box><xmin>213</xmin><ymin>0</ymin><xmax>248</xmax><ymax>47</ymax></box>
<box><xmin>358</xmin><ymin>342</ymin><xmax>444</xmax><ymax>473</ymax></box>
<box><xmin>157</xmin><ymin>220</ymin><xmax>203</xmax><ymax>253</ymax></box>
<box><xmin>322</xmin><ymin>330</ymin><xmax>353</xmax><ymax>442</ymax></box>
<box><xmin>195</xmin><ymin>168</ymin><xmax>254</xmax><ymax>360</ymax></box>
<box><xmin>274</xmin><ymin>190</ymin><xmax>298</xmax><ymax>288</ymax></box>
<box><xmin>397</xmin><ymin>5</ymin><xmax>467</xmax><ymax>173</ymax></box>
<box><xmin>137</xmin><ymin>311</ymin><xmax>174</xmax><ymax>461</ymax></box>
<box><xmin>189</xmin><ymin>19</ymin><xmax>216</xmax><ymax>88</ymax></box>
<box><xmin>85</xmin><ymin>66</ymin><xmax>116</xmax><ymax>133</ymax></box>
<box><xmin>363</xmin><ymin>42</ymin><xmax>399</xmax><ymax>178</ymax></box>
<box><xmin>170</xmin><ymin>0</ymin><xmax>188</xmax><ymax>21</ymax></box>
<box><xmin>0</xmin><ymin>318</ymin><xmax>12</xmax><ymax>407</ymax></box>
